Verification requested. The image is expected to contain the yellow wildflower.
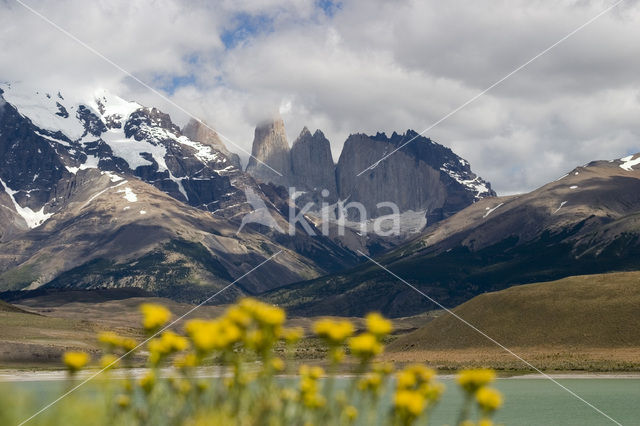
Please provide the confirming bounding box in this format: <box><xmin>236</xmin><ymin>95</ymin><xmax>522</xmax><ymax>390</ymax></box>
<box><xmin>313</xmin><ymin>318</ymin><xmax>354</xmax><ymax>343</ymax></box>
<box><xmin>115</xmin><ymin>394</ymin><xmax>131</xmax><ymax>409</ymax></box>
<box><xmin>457</xmin><ymin>368</ymin><xmax>496</xmax><ymax>394</ymax></box>
<box><xmin>394</xmin><ymin>389</ymin><xmax>425</xmax><ymax>417</ymax></box>
<box><xmin>300</xmin><ymin>365</ymin><xmax>324</xmax><ymax>380</ymax></box>
<box><xmin>344</xmin><ymin>405</ymin><xmax>358</xmax><ymax>421</ymax></box>
<box><xmin>271</xmin><ymin>357</ymin><xmax>285</xmax><ymax>372</ymax></box>
<box><xmin>366</xmin><ymin>312</ymin><xmax>393</xmax><ymax>337</ymax></box>
<box><xmin>476</xmin><ymin>387</ymin><xmax>503</xmax><ymax>412</ymax></box>
<box><xmin>174</xmin><ymin>353</ymin><xmax>199</xmax><ymax>369</ymax></box>
<box><xmin>282</xmin><ymin>327</ymin><xmax>304</xmax><ymax>344</ymax></box>
<box><xmin>98</xmin><ymin>332</ymin><xmax>137</xmax><ymax>352</ymax></box>
<box><xmin>139</xmin><ymin>371</ymin><xmax>155</xmax><ymax>394</ymax></box>
<box><xmin>358</xmin><ymin>372</ymin><xmax>382</xmax><ymax>393</ymax></box>
<box><xmin>238</xmin><ymin>298</ymin><xmax>286</xmax><ymax>327</ymax></box>
<box><xmin>225</xmin><ymin>305</ymin><xmax>252</xmax><ymax>328</ymax></box>
<box><xmin>396</xmin><ymin>369</ymin><xmax>417</xmax><ymax>389</ymax></box>
<box><xmin>161</xmin><ymin>330</ymin><xmax>189</xmax><ymax>352</ymax></box>
<box><xmin>373</xmin><ymin>361</ymin><xmax>394</xmax><ymax>375</ymax></box>
<box><xmin>420</xmin><ymin>382</ymin><xmax>445</xmax><ymax>401</ymax></box>
<box><xmin>348</xmin><ymin>333</ymin><xmax>383</xmax><ymax>359</ymax></box>
<box><xmin>254</xmin><ymin>304</ymin><xmax>286</xmax><ymax>327</ymax></box>
<box><xmin>140</xmin><ymin>303</ymin><xmax>171</xmax><ymax>331</ymax></box>
<box><xmin>100</xmin><ymin>354</ymin><xmax>119</xmax><ymax>370</ymax></box>
<box><xmin>478</xmin><ymin>420</ymin><xmax>494</xmax><ymax>426</ymax></box>
<box><xmin>63</xmin><ymin>351</ymin><xmax>89</xmax><ymax>373</ymax></box>
<box><xmin>281</xmin><ymin>388</ymin><xmax>297</xmax><ymax>402</ymax></box>
<box><xmin>329</xmin><ymin>347</ymin><xmax>346</xmax><ymax>363</ymax></box>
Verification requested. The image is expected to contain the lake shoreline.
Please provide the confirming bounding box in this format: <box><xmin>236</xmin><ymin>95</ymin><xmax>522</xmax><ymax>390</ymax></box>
<box><xmin>2</xmin><ymin>367</ymin><xmax>640</xmax><ymax>382</ymax></box>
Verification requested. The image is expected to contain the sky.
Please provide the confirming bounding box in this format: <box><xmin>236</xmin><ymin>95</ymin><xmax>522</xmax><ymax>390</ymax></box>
<box><xmin>1</xmin><ymin>0</ymin><xmax>640</xmax><ymax>195</ymax></box>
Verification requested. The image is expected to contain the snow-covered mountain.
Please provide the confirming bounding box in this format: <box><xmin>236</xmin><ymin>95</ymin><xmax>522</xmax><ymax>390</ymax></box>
<box><xmin>0</xmin><ymin>83</ymin><xmax>358</xmax><ymax>297</ymax></box>
<box><xmin>0</xmin><ymin>82</ymin><xmax>252</xmax><ymax>227</ymax></box>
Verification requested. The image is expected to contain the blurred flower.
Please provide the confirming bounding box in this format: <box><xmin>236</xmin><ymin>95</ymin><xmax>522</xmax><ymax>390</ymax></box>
<box><xmin>238</xmin><ymin>298</ymin><xmax>286</xmax><ymax>327</ymax></box>
<box><xmin>373</xmin><ymin>361</ymin><xmax>394</xmax><ymax>375</ymax></box>
<box><xmin>99</xmin><ymin>354</ymin><xmax>119</xmax><ymax>370</ymax></box>
<box><xmin>366</xmin><ymin>312</ymin><xmax>393</xmax><ymax>337</ymax></box>
<box><xmin>476</xmin><ymin>387</ymin><xmax>503</xmax><ymax>412</ymax></box>
<box><xmin>174</xmin><ymin>353</ymin><xmax>199</xmax><ymax>369</ymax></box>
<box><xmin>313</xmin><ymin>318</ymin><xmax>354</xmax><ymax>343</ymax></box>
<box><xmin>394</xmin><ymin>389</ymin><xmax>425</xmax><ymax>417</ymax></box>
<box><xmin>63</xmin><ymin>351</ymin><xmax>89</xmax><ymax>373</ymax></box>
<box><xmin>115</xmin><ymin>394</ymin><xmax>131</xmax><ymax>409</ymax></box>
<box><xmin>99</xmin><ymin>332</ymin><xmax>138</xmax><ymax>352</ymax></box>
<box><xmin>457</xmin><ymin>369</ymin><xmax>496</xmax><ymax>394</ymax></box>
<box><xmin>281</xmin><ymin>326</ymin><xmax>304</xmax><ymax>344</ymax></box>
<box><xmin>348</xmin><ymin>333</ymin><xmax>383</xmax><ymax>360</ymax></box>
<box><xmin>358</xmin><ymin>372</ymin><xmax>382</xmax><ymax>393</ymax></box>
<box><xmin>140</xmin><ymin>303</ymin><xmax>171</xmax><ymax>331</ymax></box>
<box><xmin>139</xmin><ymin>371</ymin><xmax>156</xmax><ymax>394</ymax></box>
<box><xmin>271</xmin><ymin>357</ymin><xmax>285</xmax><ymax>372</ymax></box>
<box><xmin>345</xmin><ymin>405</ymin><xmax>358</xmax><ymax>422</ymax></box>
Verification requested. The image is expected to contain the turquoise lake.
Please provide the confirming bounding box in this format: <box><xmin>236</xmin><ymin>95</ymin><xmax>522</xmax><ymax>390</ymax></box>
<box><xmin>7</xmin><ymin>377</ymin><xmax>640</xmax><ymax>425</ymax></box>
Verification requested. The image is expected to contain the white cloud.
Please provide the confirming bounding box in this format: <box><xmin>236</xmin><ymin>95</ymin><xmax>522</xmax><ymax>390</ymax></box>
<box><xmin>2</xmin><ymin>0</ymin><xmax>640</xmax><ymax>193</ymax></box>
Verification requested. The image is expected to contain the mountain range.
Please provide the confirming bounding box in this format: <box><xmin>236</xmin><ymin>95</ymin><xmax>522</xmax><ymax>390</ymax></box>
<box><xmin>0</xmin><ymin>83</ymin><xmax>493</xmax><ymax>302</ymax></box>
<box><xmin>2</xmin><ymin>82</ymin><xmax>639</xmax><ymax>318</ymax></box>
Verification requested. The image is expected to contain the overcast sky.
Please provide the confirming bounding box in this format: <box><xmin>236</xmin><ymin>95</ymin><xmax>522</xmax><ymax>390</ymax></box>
<box><xmin>1</xmin><ymin>0</ymin><xmax>640</xmax><ymax>194</ymax></box>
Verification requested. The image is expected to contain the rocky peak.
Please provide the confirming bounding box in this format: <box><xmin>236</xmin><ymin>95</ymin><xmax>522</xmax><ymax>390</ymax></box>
<box><xmin>336</xmin><ymin>130</ymin><xmax>495</xmax><ymax>222</ymax></box>
<box><xmin>245</xmin><ymin>116</ymin><xmax>291</xmax><ymax>186</ymax></box>
<box><xmin>290</xmin><ymin>126</ymin><xmax>337</xmax><ymax>199</ymax></box>
<box><xmin>182</xmin><ymin>118</ymin><xmax>241</xmax><ymax>169</ymax></box>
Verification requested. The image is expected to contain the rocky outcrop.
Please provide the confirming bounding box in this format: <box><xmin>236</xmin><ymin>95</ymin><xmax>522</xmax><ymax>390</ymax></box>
<box><xmin>182</xmin><ymin>118</ymin><xmax>242</xmax><ymax>169</ymax></box>
<box><xmin>245</xmin><ymin>117</ymin><xmax>291</xmax><ymax>186</ymax></box>
<box><xmin>335</xmin><ymin>131</ymin><xmax>495</xmax><ymax>222</ymax></box>
<box><xmin>290</xmin><ymin>127</ymin><xmax>337</xmax><ymax>201</ymax></box>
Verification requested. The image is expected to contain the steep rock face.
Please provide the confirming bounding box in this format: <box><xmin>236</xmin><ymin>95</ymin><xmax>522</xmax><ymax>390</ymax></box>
<box><xmin>290</xmin><ymin>127</ymin><xmax>337</xmax><ymax>201</ymax></box>
<box><xmin>182</xmin><ymin>118</ymin><xmax>242</xmax><ymax>169</ymax></box>
<box><xmin>336</xmin><ymin>131</ymin><xmax>495</xmax><ymax>222</ymax></box>
<box><xmin>245</xmin><ymin>117</ymin><xmax>291</xmax><ymax>186</ymax></box>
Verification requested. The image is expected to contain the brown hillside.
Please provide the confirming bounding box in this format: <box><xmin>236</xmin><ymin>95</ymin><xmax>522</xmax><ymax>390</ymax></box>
<box><xmin>388</xmin><ymin>271</ymin><xmax>640</xmax><ymax>351</ymax></box>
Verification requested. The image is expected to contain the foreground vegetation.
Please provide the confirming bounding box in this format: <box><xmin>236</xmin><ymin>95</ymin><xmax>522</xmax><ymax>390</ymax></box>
<box><xmin>1</xmin><ymin>299</ymin><xmax>503</xmax><ymax>425</ymax></box>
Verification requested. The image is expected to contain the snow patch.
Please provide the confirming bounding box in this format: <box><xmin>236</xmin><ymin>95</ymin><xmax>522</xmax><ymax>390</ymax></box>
<box><xmin>34</xmin><ymin>131</ymin><xmax>71</xmax><ymax>147</ymax></box>
<box><xmin>440</xmin><ymin>164</ymin><xmax>491</xmax><ymax>199</ymax></box>
<box><xmin>553</xmin><ymin>201</ymin><xmax>568</xmax><ymax>214</ymax></box>
<box><xmin>0</xmin><ymin>178</ymin><xmax>52</xmax><ymax>228</ymax></box>
<box><xmin>117</xmin><ymin>187</ymin><xmax>137</xmax><ymax>202</ymax></box>
<box><xmin>123</xmin><ymin>206</ymin><xmax>131</xmax><ymax>211</ymax></box>
<box><xmin>570</xmin><ymin>185</ymin><xmax>578</xmax><ymax>189</ymax></box>
<box><xmin>483</xmin><ymin>203</ymin><xmax>504</xmax><ymax>218</ymax></box>
<box><xmin>619</xmin><ymin>154</ymin><xmax>640</xmax><ymax>171</ymax></box>
<box><xmin>139</xmin><ymin>210</ymin><xmax>147</xmax><ymax>215</ymax></box>
<box><xmin>1</xmin><ymin>83</ymin><xmax>85</xmax><ymax>141</ymax></box>
<box><xmin>103</xmin><ymin>171</ymin><xmax>123</xmax><ymax>182</ymax></box>
<box><xmin>80</xmin><ymin>180</ymin><xmax>127</xmax><ymax>210</ymax></box>
<box><xmin>101</xmin><ymin>130</ymin><xmax>168</xmax><ymax>171</ymax></box>
<box><xmin>174</xmin><ymin>135</ymin><xmax>222</xmax><ymax>164</ymax></box>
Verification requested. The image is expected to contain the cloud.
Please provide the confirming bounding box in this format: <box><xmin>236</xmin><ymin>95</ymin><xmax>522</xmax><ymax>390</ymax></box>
<box><xmin>2</xmin><ymin>0</ymin><xmax>640</xmax><ymax>194</ymax></box>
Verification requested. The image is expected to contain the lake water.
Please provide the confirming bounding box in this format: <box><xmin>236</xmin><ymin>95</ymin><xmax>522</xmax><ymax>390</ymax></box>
<box><xmin>7</xmin><ymin>376</ymin><xmax>640</xmax><ymax>425</ymax></box>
